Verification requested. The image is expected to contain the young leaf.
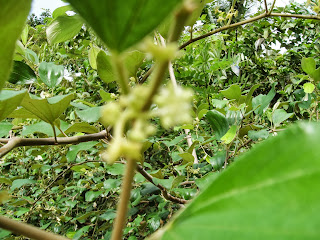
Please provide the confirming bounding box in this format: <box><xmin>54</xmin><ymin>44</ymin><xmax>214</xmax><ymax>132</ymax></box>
<box><xmin>0</xmin><ymin>0</ymin><xmax>31</xmax><ymax>90</ymax></box>
<box><xmin>66</xmin><ymin>0</ymin><xmax>182</xmax><ymax>52</ymax></box>
<box><xmin>205</xmin><ymin>110</ymin><xmax>229</xmax><ymax>139</ymax></box>
<box><xmin>20</xmin><ymin>93</ymin><xmax>74</xmax><ymax>125</ymax></box>
<box><xmin>0</xmin><ymin>122</ymin><xmax>13</xmax><ymax>138</ymax></box>
<box><xmin>38</xmin><ymin>62</ymin><xmax>64</xmax><ymax>88</ymax></box>
<box><xmin>155</xmin><ymin>122</ymin><xmax>320</xmax><ymax>239</ymax></box>
<box><xmin>46</xmin><ymin>15</ymin><xmax>83</xmax><ymax>45</ymax></box>
<box><xmin>0</xmin><ymin>90</ymin><xmax>27</xmax><ymax>121</ymax></box>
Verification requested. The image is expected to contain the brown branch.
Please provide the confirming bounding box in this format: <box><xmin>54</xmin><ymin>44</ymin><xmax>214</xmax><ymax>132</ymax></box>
<box><xmin>179</xmin><ymin>12</ymin><xmax>320</xmax><ymax>50</ymax></box>
<box><xmin>136</xmin><ymin>164</ymin><xmax>188</xmax><ymax>204</ymax></box>
<box><xmin>0</xmin><ymin>130</ymin><xmax>109</xmax><ymax>158</ymax></box>
<box><xmin>0</xmin><ymin>216</ymin><xmax>70</xmax><ymax>240</ymax></box>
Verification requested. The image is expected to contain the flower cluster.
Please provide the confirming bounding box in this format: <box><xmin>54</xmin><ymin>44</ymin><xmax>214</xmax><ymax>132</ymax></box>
<box><xmin>101</xmin><ymin>84</ymin><xmax>193</xmax><ymax>164</ymax></box>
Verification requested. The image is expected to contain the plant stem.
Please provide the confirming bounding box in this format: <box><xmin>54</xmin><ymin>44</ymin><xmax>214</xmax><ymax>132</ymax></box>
<box><xmin>111</xmin><ymin>158</ymin><xmax>137</xmax><ymax>240</ymax></box>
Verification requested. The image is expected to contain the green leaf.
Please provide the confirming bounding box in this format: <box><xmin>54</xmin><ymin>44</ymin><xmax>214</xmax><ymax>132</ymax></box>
<box><xmin>66</xmin><ymin>0</ymin><xmax>182</xmax><ymax>52</ymax></box>
<box><xmin>221</xmin><ymin>125</ymin><xmax>237</xmax><ymax>144</ymax></box>
<box><xmin>0</xmin><ymin>122</ymin><xmax>13</xmax><ymax>137</ymax></box>
<box><xmin>21</xmin><ymin>93</ymin><xmax>74</xmax><ymax>125</ymax></box>
<box><xmin>21</xmin><ymin>25</ymin><xmax>29</xmax><ymax>45</ymax></box>
<box><xmin>220</xmin><ymin>84</ymin><xmax>241</xmax><ymax>100</ymax></box>
<box><xmin>22</xmin><ymin>121</ymin><xmax>68</xmax><ymax>137</ymax></box>
<box><xmin>64</xmin><ymin>122</ymin><xmax>99</xmax><ymax>134</ymax></box>
<box><xmin>252</xmin><ymin>85</ymin><xmax>276</xmax><ymax>115</ymax></box>
<box><xmin>303</xmin><ymin>82</ymin><xmax>315</xmax><ymax>94</ymax></box>
<box><xmin>75</xmin><ymin>106</ymin><xmax>102</xmax><ymax>123</ymax></box>
<box><xmin>88</xmin><ymin>45</ymin><xmax>101</xmax><ymax>70</ymax></box>
<box><xmin>157</xmin><ymin>122</ymin><xmax>320</xmax><ymax>239</ymax></box>
<box><xmin>205</xmin><ymin>110</ymin><xmax>229</xmax><ymax>139</ymax></box>
<box><xmin>125</xmin><ymin>51</ymin><xmax>145</xmax><ymax>77</ymax></box>
<box><xmin>0</xmin><ymin>90</ymin><xmax>27</xmax><ymax>121</ymax></box>
<box><xmin>52</xmin><ymin>5</ymin><xmax>73</xmax><ymax>19</ymax></box>
<box><xmin>301</xmin><ymin>57</ymin><xmax>320</xmax><ymax>82</ymax></box>
<box><xmin>8</xmin><ymin>107</ymin><xmax>39</xmax><ymax>119</ymax></box>
<box><xmin>66</xmin><ymin>141</ymin><xmax>98</xmax><ymax>162</ymax></box>
<box><xmin>272</xmin><ymin>109</ymin><xmax>293</xmax><ymax>127</ymax></box>
<box><xmin>208</xmin><ymin>151</ymin><xmax>226</xmax><ymax>170</ymax></box>
<box><xmin>8</xmin><ymin>61</ymin><xmax>36</xmax><ymax>85</ymax></box>
<box><xmin>85</xmin><ymin>191</ymin><xmax>103</xmax><ymax>202</ymax></box>
<box><xmin>97</xmin><ymin>51</ymin><xmax>116</xmax><ymax>83</ymax></box>
<box><xmin>248</xmin><ymin>129</ymin><xmax>269</xmax><ymax>141</ymax></box>
<box><xmin>0</xmin><ymin>0</ymin><xmax>31</xmax><ymax>90</ymax></box>
<box><xmin>46</xmin><ymin>15</ymin><xmax>83</xmax><ymax>45</ymax></box>
<box><xmin>25</xmin><ymin>49</ymin><xmax>39</xmax><ymax>65</ymax></box>
<box><xmin>38</xmin><ymin>62</ymin><xmax>64</xmax><ymax>88</ymax></box>
<box><xmin>178</xmin><ymin>153</ymin><xmax>194</xmax><ymax>163</ymax></box>
<box><xmin>11</xmin><ymin>179</ymin><xmax>36</xmax><ymax>191</ymax></box>
<box><xmin>301</xmin><ymin>57</ymin><xmax>316</xmax><ymax>76</ymax></box>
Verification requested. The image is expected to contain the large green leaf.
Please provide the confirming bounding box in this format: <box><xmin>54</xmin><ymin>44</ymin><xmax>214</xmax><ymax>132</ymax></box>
<box><xmin>0</xmin><ymin>0</ymin><xmax>31</xmax><ymax>90</ymax></box>
<box><xmin>66</xmin><ymin>0</ymin><xmax>182</xmax><ymax>52</ymax></box>
<box><xmin>205</xmin><ymin>110</ymin><xmax>229</xmax><ymax>139</ymax></box>
<box><xmin>46</xmin><ymin>15</ymin><xmax>83</xmax><ymax>45</ymax></box>
<box><xmin>20</xmin><ymin>93</ymin><xmax>74</xmax><ymax>124</ymax></box>
<box><xmin>38</xmin><ymin>62</ymin><xmax>64</xmax><ymax>88</ymax></box>
<box><xmin>156</xmin><ymin>122</ymin><xmax>320</xmax><ymax>239</ymax></box>
<box><xmin>8</xmin><ymin>61</ymin><xmax>36</xmax><ymax>85</ymax></box>
<box><xmin>0</xmin><ymin>90</ymin><xmax>27</xmax><ymax>121</ymax></box>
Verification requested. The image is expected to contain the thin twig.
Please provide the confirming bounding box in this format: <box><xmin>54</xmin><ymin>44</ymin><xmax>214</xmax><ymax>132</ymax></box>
<box><xmin>136</xmin><ymin>164</ymin><xmax>188</xmax><ymax>204</ymax></box>
<box><xmin>179</xmin><ymin>12</ymin><xmax>320</xmax><ymax>50</ymax></box>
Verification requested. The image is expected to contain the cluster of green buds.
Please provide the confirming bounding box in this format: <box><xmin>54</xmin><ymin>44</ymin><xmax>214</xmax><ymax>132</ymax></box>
<box><xmin>101</xmin><ymin>83</ymin><xmax>193</xmax><ymax>164</ymax></box>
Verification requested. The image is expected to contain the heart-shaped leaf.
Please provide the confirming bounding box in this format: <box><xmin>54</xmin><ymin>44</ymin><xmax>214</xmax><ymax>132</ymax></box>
<box><xmin>38</xmin><ymin>62</ymin><xmax>64</xmax><ymax>88</ymax></box>
<box><xmin>9</xmin><ymin>61</ymin><xmax>36</xmax><ymax>85</ymax></box>
<box><xmin>155</xmin><ymin>122</ymin><xmax>320</xmax><ymax>239</ymax></box>
<box><xmin>46</xmin><ymin>15</ymin><xmax>83</xmax><ymax>45</ymax></box>
<box><xmin>0</xmin><ymin>90</ymin><xmax>27</xmax><ymax>121</ymax></box>
<box><xmin>66</xmin><ymin>0</ymin><xmax>182</xmax><ymax>52</ymax></box>
<box><xmin>0</xmin><ymin>0</ymin><xmax>32</xmax><ymax>90</ymax></box>
<box><xmin>20</xmin><ymin>93</ymin><xmax>74</xmax><ymax>124</ymax></box>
